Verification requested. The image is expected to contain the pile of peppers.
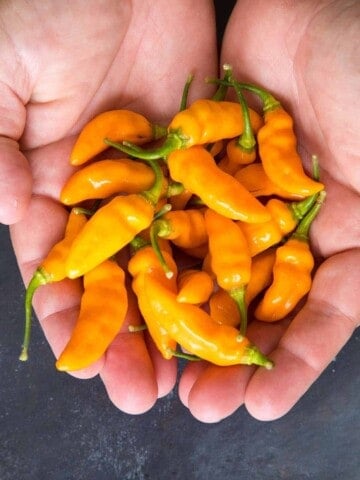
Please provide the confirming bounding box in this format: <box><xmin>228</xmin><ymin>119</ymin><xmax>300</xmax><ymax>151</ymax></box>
<box><xmin>20</xmin><ymin>65</ymin><xmax>326</xmax><ymax>374</ymax></box>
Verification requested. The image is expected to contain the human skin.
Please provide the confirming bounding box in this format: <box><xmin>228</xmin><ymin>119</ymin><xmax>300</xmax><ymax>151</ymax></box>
<box><xmin>178</xmin><ymin>0</ymin><xmax>360</xmax><ymax>422</ymax></box>
<box><xmin>1</xmin><ymin>0</ymin><xmax>217</xmax><ymax>414</ymax></box>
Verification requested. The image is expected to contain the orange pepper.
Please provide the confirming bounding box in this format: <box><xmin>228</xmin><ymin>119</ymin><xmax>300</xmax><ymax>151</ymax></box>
<box><xmin>20</xmin><ymin>209</ymin><xmax>87</xmax><ymax>361</ymax></box>
<box><xmin>128</xmin><ymin>245</ymin><xmax>178</xmax><ymax>360</ymax></box>
<box><xmin>234</xmin><ymin>163</ymin><xmax>305</xmax><ymax>200</ymax></box>
<box><xmin>105</xmin><ymin>99</ymin><xmax>263</xmax><ymax>160</ymax></box>
<box><xmin>65</xmin><ymin>160</ymin><xmax>164</xmax><ymax>279</ymax></box>
<box><xmin>56</xmin><ymin>259</ymin><xmax>128</xmax><ymax>371</ymax></box>
<box><xmin>238</xmin><ymin>194</ymin><xmax>318</xmax><ymax>257</ymax></box>
<box><xmin>239</xmin><ymin>82</ymin><xmax>324</xmax><ymax>197</ymax></box>
<box><xmin>255</xmin><ymin>192</ymin><xmax>325</xmax><ymax>322</ymax></box>
<box><xmin>138</xmin><ymin>267</ymin><xmax>272</xmax><ymax>368</ymax></box>
<box><xmin>70</xmin><ymin>109</ymin><xmax>166</xmax><ymax>165</ymax></box>
<box><xmin>60</xmin><ymin>159</ymin><xmax>156</xmax><ymax>205</ymax></box>
<box><xmin>176</xmin><ymin>268</ymin><xmax>214</xmax><ymax>305</ymax></box>
<box><xmin>167</xmin><ymin>146</ymin><xmax>271</xmax><ymax>223</ymax></box>
<box><xmin>209</xmin><ymin>248</ymin><xmax>276</xmax><ymax>328</ymax></box>
<box><xmin>205</xmin><ymin>208</ymin><xmax>251</xmax><ymax>335</ymax></box>
<box><xmin>209</xmin><ymin>289</ymin><xmax>240</xmax><ymax>328</ymax></box>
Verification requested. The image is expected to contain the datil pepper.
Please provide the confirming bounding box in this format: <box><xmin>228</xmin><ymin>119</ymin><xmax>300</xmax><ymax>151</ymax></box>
<box><xmin>255</xmin><ymin>191</ymin><xmax>326</xmax><ymax>322</ymax></box>
<box><xmin>70</xmin><ymin>109</ymin><xmax>166</xmax><ymax>165</ymax></box>
<box><xmin>56</xmin><ymin>259</ymin><xmax>128</xmax><ymax>371</ymax></box>
<box><xmin>205</xmin><ymin>208</ymin><xmax>251</xmax><ymax>335</ymax></box>
<box><xmin>138</xmin><ymin>266</ymin><xmax>273</xmax><ymax>368</ymax></box>
<box><xmin>167</xmin><ymin>146</ymin><xmax>271</xmax><ymax>223</ymax></box>
<box><xmin>60</xmin><ymin>158</ymin><xmax>156</xmax><ymax>205</ymax></box>
<box><xmin>128</xmin><ymin>244</ymin><xmax>178</xmax><ymax>360</ymax></box>
<box><xmin>20</xmin><ymin>208</ymin><xmax>87</xmax><ymax>361</ymax></box>
<box><xmin>239</xmin><ymin>82</ymin><xmax>324</xmax><ymax>197</ymax></box>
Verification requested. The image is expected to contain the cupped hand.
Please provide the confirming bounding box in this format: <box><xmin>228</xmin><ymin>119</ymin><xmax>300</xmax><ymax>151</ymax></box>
<box><xmin>178</xmin><ymin>0</ymin><xmax>360</xmax><ymax>422</ymax></box>
<box><xmin>4</xmin><ymin>0</ymin><xmax>217</xmax><ymax>414</ymax></box>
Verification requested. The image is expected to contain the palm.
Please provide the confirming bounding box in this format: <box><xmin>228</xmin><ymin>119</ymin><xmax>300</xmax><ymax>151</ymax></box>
<box><xmin>5</xmin><ymin>0</ymin><xmax>217</xmax><ymax>413</ymax></box>
<box><xmin>179</xmin><ymin>0</ymin><xmax>360</xmax><ymax>422</ymax></box>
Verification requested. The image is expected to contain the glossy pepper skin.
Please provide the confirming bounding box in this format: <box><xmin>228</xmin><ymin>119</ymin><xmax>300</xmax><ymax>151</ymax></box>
<box><xmin>257</xmin><ymin>106</ymin><xmax>324</xmax><ymax>197</ymax></box>
<box><xmin>205</xmin><ymin>208</ymin><xmax>252</xmax><ymax>335</ymax></box>
<box><xmin>167</xmin><ymin>146</ymin><xmax>271</xmax><ymax>223</ymax></box>
<box><xmin>140</xmin><ymin>269</ymin><xmax>273</xmax><ymax>368</ymax></box>
<box><xmin>60</xmin><ymin>159</ymin><xmax>156</xmax><ymax>205</ymax></box>
<box><xmin>70</xmin><ymin>109</ymin><xmax>165</xmax><ymax>165</ymax></box>
<box><xmin>153</xmin><ymin>208</ymin><xmax>207</xmax><ymax>249</ymax></box>
<box><xmin>234</xmin><ymin>163</ymin><xmax>305</xmax><ymax>200</ymax></box>
<box><xmin>176</xmin><ymin>269</ymin><xmax>214</xmax><ymax>305</ymax></box>
<box><xmin>254</xmin><ymin>237</ymin><xmax>314</xmax><ymax>322</ymax></box>
<box><xmin>65</xmin><ymin>193</ymin><xmax>155</xmax><ymax>279</ymax></box>
<box><xmin>20</xmin><ymin>209</ymin><xmax>87</xmax><ymax>361</ymax></box>
<box><xmin>255</xmin><ymin>193</ymin><xmax>325</xmax><ymax>322</ymax></box>
<box><xmin>128</xmin><ymin>245</ymin><xmax>178</xmax><ymax>360</ymax></box>
<box><xmin>238</xmin><ymin>195</ymin><xmax>317</xmax><ymax>257</ymax></box>
<box><xmin>56</xmin><ymin>259</ymin><xmax>128</xmax><ymax>371</ymax></box>
<box><xmin>167</xmin><ymin>99</ymin><xmax>263</xmax><ymax>147</ymax></box>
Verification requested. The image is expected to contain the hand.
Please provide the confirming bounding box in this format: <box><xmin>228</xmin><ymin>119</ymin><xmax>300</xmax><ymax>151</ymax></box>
<box><xmin>178</xmin><ymin>0</ymin><xmax>360</xmax><ymax>422</ymax></box>
<box><xmin>5</xmin><ymin>0</ymin><xmax>217</xmax><ymax>414</ymax></box>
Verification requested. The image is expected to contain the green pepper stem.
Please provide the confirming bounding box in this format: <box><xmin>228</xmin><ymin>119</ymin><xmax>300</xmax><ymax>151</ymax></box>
<box><xmin>179</xmin><ymin>74</ymin><xmax>194</xmax><ymax>111</ymax></box>
<box><xmin>289</xmin><ymin>194</ymin><xmax>318</xmax><ymax>221</ymax></box>
<box><xmin>152</xmin><ymin>124</ymin><xmax>167</xmax><ymax>140</ymax></box>
<box><xmin>140</xmin><ymin>160</ymin><xmax>164</xmax><ymax>206</ymax></box>
<box><xmin>211</xmin><ymin>63</ymin><xmax>233</xmax><ymax>101</ymax></box>
<box><xmin>242</xmin><ymin>345</ymin><xmax>274</xmax><ymax>369</ymax></box>
<box><xmin>104</xmin><ymin>133</ymin><xmax>184</xmax><ymax>161</ymax></box>
<box><xmin>230</xmin><ymin>79</ymin><xmax>256</xmax><ymax>151</ymax></box>
<box><xmin>149</xmin><ymin>220</ymin><xmax>174</xmax><ymax>278</ymax></box>
<box><xmin>167</xmin><ymin>181</ymin><xmax>185</xmax><ymax>198</ymax></box>
<box><xmin>229</xmin><ymin>285</ymin><xmax>248</xmax><ymax>336</ymax></box>
<box><xmin>167</xmin><ymin>348</ymin><xmax>202</xmax><ymax>362</ymax></box>
<box><xmin>292</xmin><ymin>190</ymin><xmax>326</xmax><ymax>242</ymax></box>
<box><xmin>20</xmin><ymin>268</ymin><xmax>50</xmax><ymax>361</ymax></box>
<box><xmin>238</xmin><ymin>82</ymin><xmax>281</xmax><ymax>113</ymax></box>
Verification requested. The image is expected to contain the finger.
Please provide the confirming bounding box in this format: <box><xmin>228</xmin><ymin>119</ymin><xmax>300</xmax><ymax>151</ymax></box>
<box><xmin>99</xmin><ymin>288</ymin><xmax>159</xmax><ymax>415</ymax></box>
<box><xmin>245</xmin><ymin>249</ymin><xmax>360</xmax><ymax>421</ymax></box>
<box><xmin>0</xmin><ymin>137</ymin><xmax>32</xmax><ymax>224</ymax></box>
<box><xmin>144</xmin><ymin>332</ymin><xmax>178</xmax><ymax>399</ymax></box>
<box><xmin>180</xmin><ymin>319</ymin><xmax>289</xmax><ymax>423</ymax></box>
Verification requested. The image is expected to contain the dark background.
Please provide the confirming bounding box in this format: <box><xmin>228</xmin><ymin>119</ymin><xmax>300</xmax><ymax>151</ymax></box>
<box><xmin>1</xmin><ymin>2</ymin><xmax>359</xmax><ymax>479</ymax></box>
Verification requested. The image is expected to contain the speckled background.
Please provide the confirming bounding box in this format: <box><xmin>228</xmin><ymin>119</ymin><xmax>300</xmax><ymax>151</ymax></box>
<box><xmin>1</xmin><ymin>2</ymin><xmax>359</xmax><ymax>479</ymax></box>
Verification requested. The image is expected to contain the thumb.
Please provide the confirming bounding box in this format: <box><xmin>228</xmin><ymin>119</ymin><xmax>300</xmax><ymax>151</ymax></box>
<box><xmin>0</xmin><ymin>136</ymin><xmax>32</xmax><ymax>225</ymax></box>
<box><xmin>0</xmin><ymin>80</ymin><xmax>32</xmax><ymax>224</ymax></box>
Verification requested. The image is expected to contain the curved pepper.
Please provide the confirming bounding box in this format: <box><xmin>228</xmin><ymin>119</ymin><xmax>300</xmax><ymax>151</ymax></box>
<box><xmin>255</xmin><ymin>191</ymin><xmax>326</xmax><ymax>322</ymax></box>
<box><xmin>239</xmin><ymin>82</ymin><xmax>324</xmax><ymax>197</ymax></box>
<box><xmin>70</xmin><ymin>109</ymin><xmax>166</xmax><ymax>165</ymax></box>
<box><xmin>140</xmin><ymin>270</ymin><xmax>273</xmax><ymax>368</ymax></box>
<box><xmin>56</xmin><ymin>259</ymin><xmax>128</xmax><ymax>371</ymax></box>
<box><xmin>20</xmin><ymin>209</ymin><xmax>87</xmax><ymax>361</ymax></box>
<box><xmin>60</xmin><ymin>159</ymin><xmax>156</xmax><ymax>205</ymax></box>
<box><xmin>234</xmin><ymin>163</ymin><xmax>305</xmax><ymax>200</ymax></box>
<box><xmin>205</xmin><ymin>208</ymin><xmax>251</xmax><ymax>335</ymax></box>
<box><xmin>238</xmin><ymin>194</ymin><xmax>318</xmax><ymax>257</ymax></box>
<box><xmin>167</xmin><ymin>146</ymin><xmax>271</xmax><ymax>223</ymax></box>
<box><xmin>176</xmin><ymin>268</ymin><xmax>214</xmax><ymax>305</ymax></box>
<box><xmin>65</xmin><ymin>160</ymin><xmax>164</xmax><ymax>279</ymax></box>
<box><xmin>128</xmin><ymin>245</ymin><xmax>178</xmax><ymax>360</ymax></box>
